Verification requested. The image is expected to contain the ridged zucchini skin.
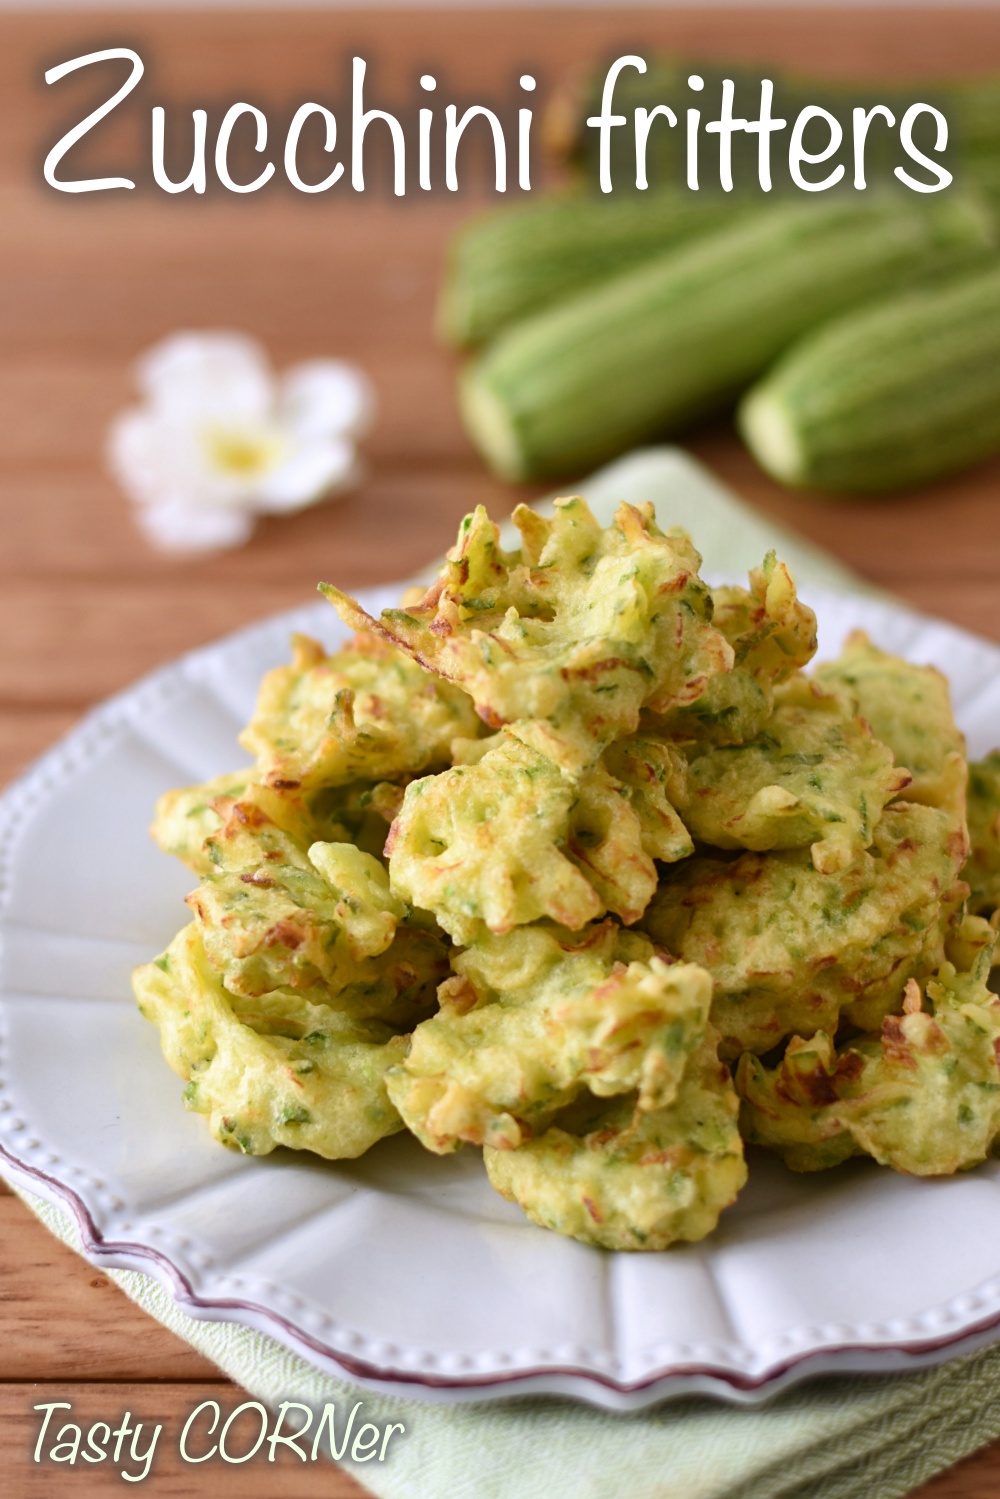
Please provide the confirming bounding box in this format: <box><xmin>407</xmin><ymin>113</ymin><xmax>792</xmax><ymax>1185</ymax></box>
<box><xmin>739</xmin><ymin>262</ymin><xmax>1000</xmax><ymax>494</ymax></box>
<box><xmin>461</xmin><ymin>194</ymin><xmax>997</xmax><ymax>482</ymax></box>
<box><xmin>438</xmin><ymin>190</ymin><xmax>736</xmax><ymax>348</ymax></box>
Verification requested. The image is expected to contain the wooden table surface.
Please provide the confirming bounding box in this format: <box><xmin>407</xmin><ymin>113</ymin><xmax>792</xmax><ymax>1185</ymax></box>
<box><xmin>1</xmin><ymin>7</ymin><xmax>1000</xmax><ymax>1496</ymax></box>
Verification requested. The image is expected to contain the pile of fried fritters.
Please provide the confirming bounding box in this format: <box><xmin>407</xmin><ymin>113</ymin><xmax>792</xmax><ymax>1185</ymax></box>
<box><xmin>134</xmin><ymin>499</ymin><xmax>1000</xmax><ymax>1251</ymax></box>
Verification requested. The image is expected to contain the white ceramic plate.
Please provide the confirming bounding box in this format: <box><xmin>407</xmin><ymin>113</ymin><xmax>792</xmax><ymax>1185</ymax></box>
<box><xmin>2</xmin><ymin>584</ymin><xmax>1000</xmax><ymax>1412</ymax></box>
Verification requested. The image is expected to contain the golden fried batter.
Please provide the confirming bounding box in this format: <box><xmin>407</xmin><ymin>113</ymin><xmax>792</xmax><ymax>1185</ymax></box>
<box><xmin>185</xmin><ymin>795</ymin><xmax>447</xmax><ymax>1028</ymax></box>
<box><xmin>602</xmin><ymin>734</ymin><xmax>693</xmax><ymax>864</ymax></box>
<box><xmin>737</xmin><ymin>920</ymin><xmax>1000</xmax><ymax>1175</ymax></box>
<box><xmin>643</xmin><ymin>802</ymin><xmax>969</xmax><ymax>1057</ymax></box>
<box><xmin>677</xmin><ymin>676</ymin><xmax>909</xmax><ymax>874</ymax></box>
<box><xmin>152</xmin><ymin>769</ymin><xmax>258</xmax><ymax>875</ymax></box>
<box><xmin>485</xmin><ymin>1027</ymin><xmax>745</xmax><ymax>1251</ymax></box>
<box><xmin>386</xmin><ymin>921</ymin><xmax>712</xmax><ymax>1153</ymax></box>
<box><xmin>241</xmin><ymin>631</ymin><xmax>479</xmax><ymax>791</ymax></box>
<box><xmin>716</xmin><ymin>554</ymin><xmax>819</xmax><ymax>684</ymax></box>
<box><xmin>152</xmin><ymin>769</ymin><xmax>406</xmax><ymax>875</ymax></box>
<box><xmin>322</xmin><ymin>498</ymin><xmax>733</xmax><ymax>773</ymax></box>
<box><xmin>386</xmin><ymin>734</ymin><xmax>683</xmax><ymax>944</ymax></box>
<box><xmin>134</xmin><ymin>924</ymin><xmax>407</xmax><ymax>1159</ymax></box>
<box><xmin>815</xmin><ymin>631</ymin><xmax>966</xmax><ymax>811</ymax></box>
<box><xmin>652</xmin><ymin>554</ymin><xmax>817</xmax><ymax>746</ymax></box>
<box><xmin>967</xmin><ymin>753</ymin><xmax>1000</xmax><ymax>917</ymax></box>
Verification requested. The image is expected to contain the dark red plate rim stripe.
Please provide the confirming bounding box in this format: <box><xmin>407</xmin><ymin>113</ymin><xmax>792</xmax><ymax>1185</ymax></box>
<box><xmin>3</xmin><ymin>1139</ymin><xmax>997</xmax><ymax>1399</ymax></box>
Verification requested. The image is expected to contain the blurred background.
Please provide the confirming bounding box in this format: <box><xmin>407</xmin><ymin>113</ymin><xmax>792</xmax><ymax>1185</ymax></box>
<box><xmin>2</xmin><ymin>4</ymin><xmax>1000</xmax><ymax>797</ymax></box>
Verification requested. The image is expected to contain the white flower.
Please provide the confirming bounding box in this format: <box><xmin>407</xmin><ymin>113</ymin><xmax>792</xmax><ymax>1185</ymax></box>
<box><xmin>108</xmin><ymin>331</ymin><xmax>375</xmax><ymax>554</ymax></box>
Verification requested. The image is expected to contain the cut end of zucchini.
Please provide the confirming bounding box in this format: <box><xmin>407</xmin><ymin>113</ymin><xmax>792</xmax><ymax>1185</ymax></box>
<box><xmin>738</xmin><ymin>386</ymin><xmax>807</xmax><ymax>487</ymax></box>
<box><xmin>459</xmin><ymin>366</ymin><xmax>529</xmax><ymax>481</ymax></box>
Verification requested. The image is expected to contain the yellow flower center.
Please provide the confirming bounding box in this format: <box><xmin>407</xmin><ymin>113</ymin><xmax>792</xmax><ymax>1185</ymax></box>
<box><xmin>203</xmin><ymin>425</ymin><xmax>284</xmax><ymax>478</ymax></box>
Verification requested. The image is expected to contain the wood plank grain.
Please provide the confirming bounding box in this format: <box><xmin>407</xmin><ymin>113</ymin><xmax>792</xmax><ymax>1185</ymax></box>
<box><xmin>0</xmin><ymin>1383</ymin><xmax>374</xmax><ymax>1497</ymax></box>
<box><xmin>0</xmin><ymin>467</ymin><xmax>534</xmax><ymax>586</ymax></box>
<box><xmin>914</xmin><ymin>1444</ymin><xmax>1000</xmax><ymax>1499</ymax></box>
<box><xmin>0</xmin><ymin>352</ymin><xmax>472</xmax><ymax>472</ymax></box>
<box><xmin>0</xmin><ymin>579</ymin><xmax>313</xmax><ymax>708</ymax></box>
<box><xmin>0</xmin><ymin>239</ymin><xmax>458</xmax><ymax>365</ymax></box>
<box><xmin>0</xmin><ymin>1195</ymin><xmax>218</xmax><ymax>1383</ymax></box>
<box><xmin>3</xmin><ymin>4</ymin><xmax>1000</xmax><ymax>157</ymax></box>
<box><xmin>4</xmin><ymin>413</ymin><xmax>1000</xmax><ymax>602</ymax></box>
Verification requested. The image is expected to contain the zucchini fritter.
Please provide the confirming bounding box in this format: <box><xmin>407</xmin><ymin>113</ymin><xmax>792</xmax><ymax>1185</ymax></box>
<box><xmin>134</xmin><ymin>924</ymin><xmax>407</xmax><ymax>1159</ymax></box>
<box><xmin>484</xmin><ymin>1027</ymin><xmax>746</xmax><ymax>1251</ymax></box>
<box><xmin>152</xmin><ymin>769</ymin><xmax>403</xmax><ymax>874</ymax></box>
<box><xmin>967</xmin><ymin>753</ymin><xmax>1000</xmax><ymax>917</ymax></box>
<box><xmin>601</xmin><ymin>733</ymin><xmax>693</xmax><ymax>863</ymax></box>
<box><xmin>386</xmin><ymin>733</ymin><xmax>690</xmax><ymax>944</ymax></box>
<box><xmin>643</xmin><ymin>801</ymin><xmax>969</xmax><ymax>1057</ymax></box>
<box><xmin>815</xmin><ymin>631</ymin><xmax>966</xmax><ymax>811</ymax></box>
<box><xmin>185</xmin><ymin>793</ymin><xmax>447</xmax><ymax>1028</ymax></box>
<box><xmin>152</xmin><ymin>769</ymin><xmax>263</xmax><ymax>875</ymax></box>
<box><xmin>322</xmin><ymin>497</ymin><xmax>733</xmax><ymax>773</ymax></box>
<box><xmin>737</xmin><ymin>918</ymin><xmax>1000</xmax><ymax>1175</ymax></box>
<box><xmin>677</xmin><ymin>675</ymin><xmax>909</xmax><ymax>874</ymax></box>
<box><xmin>386</xmin><ymin>921</ymin><xmax>711</xmax><ymax>1153</ymax></box>
<box><xmin>653</xmin><ymin>553</ymin><xmax>818</xmax><ymax>747</ymax></box>
<box><xmin>241</xmin><ymin>630</ymin><xmax>479</xmax><ymax>791</ymax></box>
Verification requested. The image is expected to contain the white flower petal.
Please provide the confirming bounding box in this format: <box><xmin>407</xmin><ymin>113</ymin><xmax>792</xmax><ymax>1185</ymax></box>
<box><xmin>279</xmin><ymin>360</ymin><xmax>376</xmax><ymax>441</ymax></box>
<box><xmin>251</xmin><ymin>435</ymin><xmax>359</xmax><ymax>513</ymax></box>
<box><xmin>109</xmin><ymin>410</ymin><xmax>257</xmax><ymax>510</ymax></box>
<box><xmin>110</xmin><ymin>334</ymin><xmax>375</xmax><ymax>552</ymax></box>
<box><xmin>134</xmin><ymin>498</ymin><xmax>256</xmax><ymax>554</ymax></box>
<box><xmin>108</xmin><ymin>409</ymin><xmax>166</xmax><ymax>506</ymax></box>
<box><xmin>136</xmin><ymin>332</ymin><xmax>274</xmax><ymax>422</ymax></box>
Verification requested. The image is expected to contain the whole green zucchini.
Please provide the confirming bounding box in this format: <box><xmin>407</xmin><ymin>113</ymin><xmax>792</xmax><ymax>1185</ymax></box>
<box><xmin>460</xmin><ymin>193</ymin><xmax>996</xmax><ymax>482</ymax></box>
<box><xmin>738</xmin><ymin>261</ymin><xmax>1000</xmax><ymax>493</ymax></box>
<box><xmin>438</xmin><ymin>190</ymin><xmax>737</xmax><ymax>348</ymax></box>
